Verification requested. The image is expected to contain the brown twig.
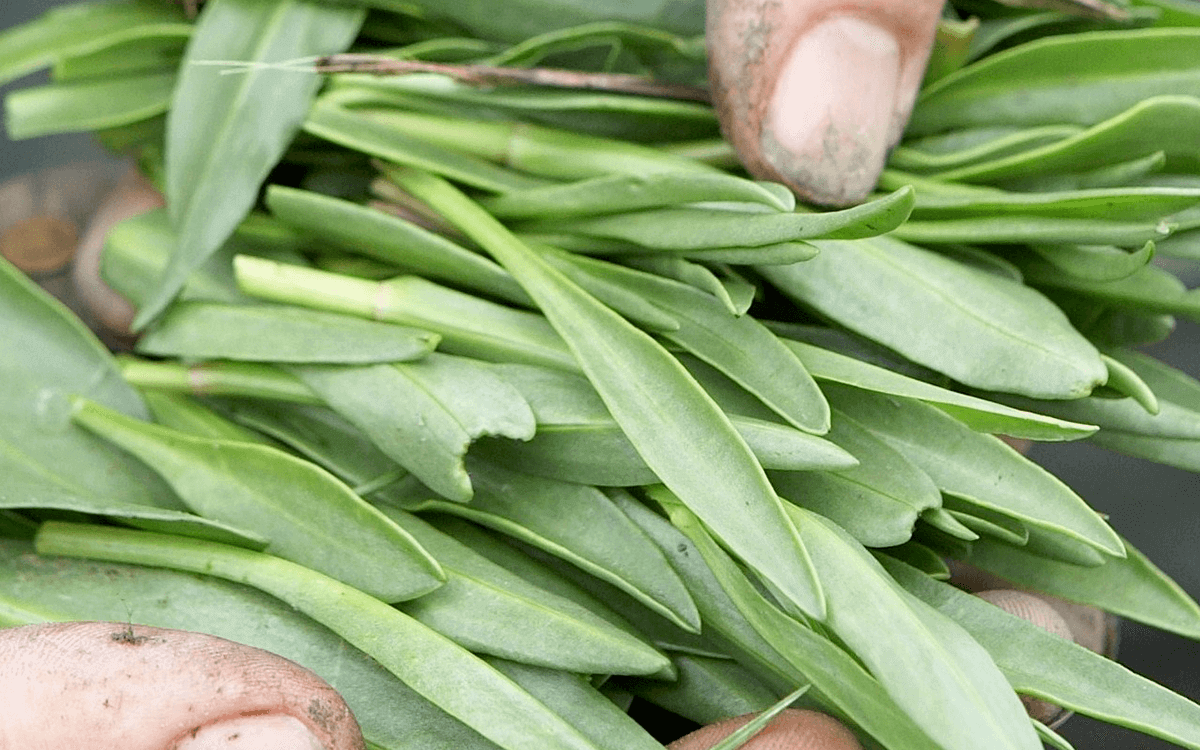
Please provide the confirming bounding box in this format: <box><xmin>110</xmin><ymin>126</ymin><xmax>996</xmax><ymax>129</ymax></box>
<box><xmin>312</xmin><ymin>54</ymin><xmax>712</xmax><ymax>103</ymax></box>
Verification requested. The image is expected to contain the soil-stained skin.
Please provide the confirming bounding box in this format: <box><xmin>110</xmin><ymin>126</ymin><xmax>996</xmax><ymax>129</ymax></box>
<box><xmin>0</xmin><ymin>621</ymin><xmax>365</xmax><ymax>750</ymax></box>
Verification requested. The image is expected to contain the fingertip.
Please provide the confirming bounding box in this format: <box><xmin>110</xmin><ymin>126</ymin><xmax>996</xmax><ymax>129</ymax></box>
<box><xmin>0</xmin><ymin>621</ymin><xmax>365</xmax><ymax>750</ymax></box>
<box><xmin>668</xmin><ymin>708</ymin><xmax>862</xmax><ymax>750</ymax></box>
<box><xmin>707</xmin><ymin>0</ymin><xmax>945</xmax><ymax>206</ymax></box>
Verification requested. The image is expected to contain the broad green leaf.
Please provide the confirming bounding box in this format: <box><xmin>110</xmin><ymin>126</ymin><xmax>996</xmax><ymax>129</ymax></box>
<box><xmin>264</xmin><ymin>185</ymin><xmax>528</xmax><ymax>305</ymax></box>
<box><xmin>372</xmin><ymin>0</ymin><xmax>705</xmax><ymax>42</ymax></box>
<box><xmin>35</xmin><ymin>522</ymin><xmax>607</xmax><ymax>750</ymax></box>
<box><xmin>543</xmin><ymin>249</ymin><xmax>829</xmax><ymax>433</ymax></box>
<box><xmin>140</xmin><ymin>391</ymin><xmax>269</xmax><ymax>444</ymax></box>
<box><xmin>783</xmin><ymin>504</ymin><xmax>1041</xmax><ymax>750</ymax></box>
<box><xmin>626</xmin><ymin>256</ymin><xmax>755</xmax><ymax>316</ymax></box>
<box><xmin>221</xmin><ymin>400</ymin><xmax>405</xmax><ymax>491</ymax></box>
<box><xmin>425</xmin><ymin>514</ymin><xmax>666</xmax><ymax>647</ymax></box>
<box><xmin>475</xmin><ymin>416</ymin><xmax>854</xmax><ymax>486</ymax></box>
<box><xmin>627</xmin><ymin>493</ymin><xmax>944</xmax><ymax>750</ymax></box>
<box><xmin>621</xmin><ymin>654</ymin><xmax>779</xmax><ymax>725</ymax></box>
<box><xmin>392</xmin><ymin>167</ymin><xmax>825</xmax><ymax>619</ymax></box>
<box><xmin>1004</xmin><ymin>391</ymin><xmax>1200</xmax><ymax>439</ymax></box>
<box><xmin>235</xmin><ymin>256</ymin><xmax>577</xmax><ymax>371</ymax></box>
<box><xmin>782</xmin><ymin>338</ymin><xmax>1098</xmax><ymax>440</ymax></box>
<box><xmin>759</xmin><ymin>235</ymin><xmax>1107</xmax><ymax>399</ymax></box>
<box><xmin>480</xmin><ymin>172</ymin><xmax>792</xmax><ymax>219</ymax></box>
<box><xmin>102</xmin><ymin>209</ymin><xmax>249</xmax><ymax>308</ymax></box>
<box><xmin>0</xmin><ymin>539</ymin><xmax>504</xmax><ymax>750</ymax></box>
<box><xmin>485</xmin><ymin>659</ymin><xmax>664</xmax><ymax>750</ymax></box>
<box><xmin>133</xmin><ymin>0</ymin><xmax>365</xmax><ymax>328</ymax></box>
<box><xmin>0</xmin><ymin>256</ymin><xmax>260</xmax><ymax>546</ymax></box>
<box><xmin>1006</xmin><ymin>151</ymin><xmax>1170</xmax><ymax>192</ymax></box>
<box><xmin>52</xmin><ymin>34</ymin><xmax>186</xmax><ymax>80</ymax></box>
<box><xmin>885</xmin><ymin>557</ymin><xmax>1200</xmax><ymax>750</ymax></box>
<box><xmin>1055</xmin><ymin>296</ymin><xmax>1175</xmax><ymax>349</ymax></box>
<box><xmin>1157</xmin><ymin>228</ymin><xmax>1200</xmax><ymax>259</ymax></box>
<box><xmin>911</xmin><ymin>28</ymin><xmax>1200</xmax><ymax>135</ymax></box>
<box><xmin>1026</xmin><ymin>259</ymin><xmax>1200</xmax><ymax>319</ymax></box>
<box><xmin>877</xmin><ymin>541</ymin><xmax>952</xmax><ymax>581</ymax></box>
<box><xmin>70</xmin><ymin>397</ymin><xmax>443</xmax><ymax>602</ymax></box>
<box><xmin>377</xmin><ymin>507</ymin><xmax>671</xmax><ymax>676</ymax></box>
<box><xmin>1026</xmin><ymin>242</ymin><xmax>1155</xmax><ymax>283</ymax></box>
<box><xmin>828</xmin><ymin>386</ymin><xmax>1125</xmax><ymax>556</ymax></box>
<box><xmin>966</xmin><ymin>536</ymin><xmax>1200</xmax><ymax>640</ymax></box>
<box><xmin>136</xmin><ymin>300</ymin><xmax>439</xmax><ymax>364</ymax></box>
<box><xmin>517</xmin><ymin>188</ymin><xmax>915</xmax><ymax>250</ymax></box>
<box><xmin>4</xmin><ymin>71</ymin><xmax>175</xmax><ymax>140</ymax></box>
<box><xmin>392</xmin><ymin>457</ymin><xmax>701</xmax><ymax>633</ymax></box>
<box><xmin>1087</xmin><ymin>431</ymin><xmax>1200</xmax><ymax>471</ymax></box>
<box><xmin>772</xmin><ymin>408</ymin><xmax>942</xmax><ymax>548</ymax></box>
<box><xmin>891</xmin><ymin>125</ymin><xmax>1082</xmax><ymax>173</ymax></box>
<box><xmin>290</xmin><ymin>354</ymin><xmax>536</xmax><ymax>502</ymax></box>
<box><xmin>0</xmin><ymin>0</ymin><xmax>189</xmax><ymax>86</ymax></box>
<box><xmin>932</xmin><ymin>96</ymin><xmax>1200</xmax><ymax>184</ymax></box>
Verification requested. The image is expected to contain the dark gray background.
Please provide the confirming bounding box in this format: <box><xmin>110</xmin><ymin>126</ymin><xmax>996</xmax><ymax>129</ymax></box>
<box><xmin>3</xmin><ymin>1</ymin><xmax>1197</xmax><ymax>747</ymax></box>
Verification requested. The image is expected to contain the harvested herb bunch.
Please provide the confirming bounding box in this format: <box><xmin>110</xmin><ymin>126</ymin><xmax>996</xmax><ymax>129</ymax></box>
<box><xmin>3</xmin><ymin>0</ymin><xmax>1200</xmax><ymax>748</ymax></box>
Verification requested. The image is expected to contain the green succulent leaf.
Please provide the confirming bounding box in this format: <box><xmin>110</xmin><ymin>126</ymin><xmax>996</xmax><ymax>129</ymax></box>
<box><xmin>0</xmin><ymin>538</ymin><xmax>504</xmax><ymax>750</ymax></box>
<box><xmin>289</xmin><ymin>354</ymin><xmax>537</xmax><ymax>502</ymax></box>
<box><xmin>34</xmin><ymin>522</ymin><xmax>608</xmax><ymax>750</ymax></box>
<box><xmin>69</xmin><ymin>397</ymin><xmax>444</xmax><ymax>602</ymax></box>
<box><xmin>760</xmin><ymin>235</ymin><xmax>1108</xmax><ymax>399</ymax></box>
<box><xmin>391</xmin><ymin>167</ymin><xmax>826</xmax><ymax>620</ymax></box>
<box><xmin>134</xmin><ymin>0</ymin><xmax>365</xmax><ymax>328</ymax></box>
<box><xmin>966</xmin><ymin>536</ymin><xmax>1200</xmax><ymax>640</ymax></box>
<box><xmin>4</xmin><ymin>71</ymin><xmax>175</xmax><ymax>140</ymax></box>
<box><xmin>136</xmin><ymin>300</ymin><xmax>440</xmax><ymax>364</ymax></box>
<box><xmin>0</xmin><ymin>0</ymin><xmax>189</xmax><ymax>86</ymax></box>
<box><xmin>886</xmin><ymin>557</ymin><xmax>1200</xmax><ymax>750</ymax></box>
<box><xmin>912</xmin><ymin>28</ymin><xmax>1200</xmax><ymax>135</ymax></box>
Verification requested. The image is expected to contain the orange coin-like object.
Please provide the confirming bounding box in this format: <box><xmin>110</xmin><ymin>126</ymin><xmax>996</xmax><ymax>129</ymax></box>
<box><xmin>0</xmin><ymin>216</ymin><xmax>78</xmax><ymax>274</ymax></box>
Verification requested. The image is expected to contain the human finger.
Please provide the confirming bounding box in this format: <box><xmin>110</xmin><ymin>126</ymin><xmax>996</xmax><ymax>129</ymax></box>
<box><xmin>0</xmin><ymin>621</ymin><xmax>365</xmax><ymax>750</ymax></box>
<box><xmin>668</xmin><ymin>708</ymin><xmax>862</xmax><ymax>750</ymax></box>
<box><xmin>706</xmin><ymin>0</ymin><xmax>945</xmax><ymax>206</ymax></box>
<box><xmin>72</xmin><ymin>166</ymin><xmax>164</xmax><ymax>335</ymax></box>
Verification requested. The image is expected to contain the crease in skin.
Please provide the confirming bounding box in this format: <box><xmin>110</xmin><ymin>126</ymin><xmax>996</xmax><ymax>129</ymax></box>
<box><xmin>707</xmin><ymin>0</ymin><xmax>944</xmax><ymax>206</ymax></box>
<box><xmin>0</xmin><ymin>622</ymin><xmax>365</xmax><ymax>750</ymax></box>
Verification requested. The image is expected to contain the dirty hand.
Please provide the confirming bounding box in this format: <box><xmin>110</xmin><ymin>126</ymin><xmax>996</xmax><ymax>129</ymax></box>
<box><xmin>707</xmin><ymin>0</ymin><xmax>945</xmax><ymax>206</ymax></box>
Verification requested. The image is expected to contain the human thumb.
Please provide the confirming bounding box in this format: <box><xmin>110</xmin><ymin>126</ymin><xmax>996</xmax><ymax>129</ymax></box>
<box><xmin>668</xmin><ymin>708</ymin><xmax>863</xmax><ymax>750</ymax></box>
<box><xmin>706</xmin><ymin>0</ymin><xmax>944</xmax><ymax>206</ymax></box>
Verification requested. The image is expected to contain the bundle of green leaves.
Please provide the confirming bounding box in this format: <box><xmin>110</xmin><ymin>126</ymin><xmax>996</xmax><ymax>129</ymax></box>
<box><xmin>3</xmin><ymin>0</ymin><xmax>1200</xmax><ymax>748</ymax></box>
